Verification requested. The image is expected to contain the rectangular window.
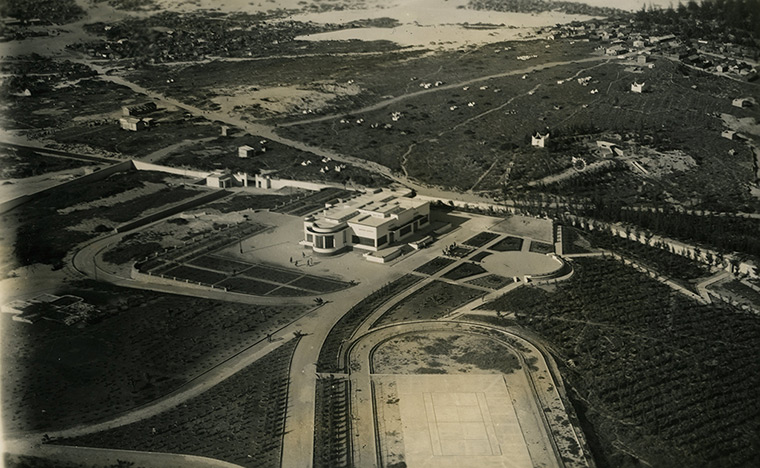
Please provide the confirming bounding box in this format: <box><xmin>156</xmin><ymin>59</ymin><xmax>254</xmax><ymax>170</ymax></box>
<box><xmin>316</xmin><ymin>236</ymin><xmax>324</xmax><ymax>249</ymax></box>
<box><xmin>325</xmin><ymin>236</ymin><xmax>334</xmax><ymax>249</ymax></box>
<box><xmin>377</xmin><ymin>234</ymin><xmax>388</xmax><ymax>246</ymax></box>
<box><xmin>400</xmin><ymin>225</ymin><xmax>412</xmax><ymax>236</ymax></box>
<box><xmin>352</xmin><ymin>236</ymin><xmax>374</xmax><ymax>246</ymax></box>
<box><xmin>419</xmin><ymin>215</ymin><xmax>429</xmax><ymax>225</ymax></box>
<box><xmin>307</xmin><ymin>234</ymin><xmax>314</xmax><ymax>242</ymax></box>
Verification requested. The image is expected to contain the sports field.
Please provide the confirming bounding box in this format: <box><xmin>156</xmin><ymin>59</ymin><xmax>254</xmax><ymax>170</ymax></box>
<box><xmin>374</xmin><ymin>373</ymin><xmax>560</xmax><ymax>468</ymax></box>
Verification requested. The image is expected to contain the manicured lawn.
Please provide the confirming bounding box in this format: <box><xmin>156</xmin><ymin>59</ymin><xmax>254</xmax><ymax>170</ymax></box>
<box><xmin>414</xmin><ymin>257</ymin><xmax>455</xmax><ymax>275</ymax></box>
<box><xmin>529</xmin><ymin>241</ymin><xmax>554</xmax><ymax>254</ymax></box>
<box><xmin>442</xmin><ymin>262</ymin><xmax>487</xmax><ymax>281</ymax></box>
<box><xmin>463</xmin><ymin>231</ymin><xmax>500</xmax><ymax>248</ymax></box>
<box><xmin>490</xmin><ymin>236</ymin><xmax>524</xmax><ymax>252</ymax></box>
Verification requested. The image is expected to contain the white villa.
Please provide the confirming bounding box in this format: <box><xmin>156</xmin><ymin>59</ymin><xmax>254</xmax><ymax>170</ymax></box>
<box><xmin>532</xmin><ymin>132</ymin><xmax>549</xmax><ymax>148</ymax></box>
<box><xmin>302</xmin><ymin>189</ymin><xmax>430</xmax><ymax>256</ymax></box>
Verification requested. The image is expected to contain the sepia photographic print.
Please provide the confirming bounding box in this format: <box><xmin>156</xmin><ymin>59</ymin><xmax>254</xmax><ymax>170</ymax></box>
<box><xmin>1</xmin><ymin>0</ymin><xmax>759</xmax><ymax>467</ymax></box>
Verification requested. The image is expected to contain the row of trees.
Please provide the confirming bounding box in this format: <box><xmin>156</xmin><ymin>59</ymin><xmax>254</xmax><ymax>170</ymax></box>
<box><xmin>482</xmin><ymin>257</ymin><xmax>760</xmax><ymax>467</ymax></box>
<box><xmin>56</xmin><ymin>340</ymin><xmax>298</xmax><ymax>468</ymax></box>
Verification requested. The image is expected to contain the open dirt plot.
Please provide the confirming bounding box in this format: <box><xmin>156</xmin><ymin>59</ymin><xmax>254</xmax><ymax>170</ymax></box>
<box><xmin>372</xmin><ymin>332</ymin><xmax>521</xmax><ymax>375</ymax></box>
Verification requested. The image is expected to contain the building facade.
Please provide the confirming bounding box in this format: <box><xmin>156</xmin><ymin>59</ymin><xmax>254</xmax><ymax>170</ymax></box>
<box><xmin>302</xmin><ymin>189</ymin><xmax>430</xmax><ymax>255</ymax></box>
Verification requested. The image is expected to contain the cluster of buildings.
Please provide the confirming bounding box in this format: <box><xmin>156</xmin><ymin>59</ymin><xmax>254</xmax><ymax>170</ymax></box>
<box><xmin>119</xmin><ymin>102</ymin><xmax>157</xmax><ymax>132</ymax></box>
<box><xmin>547</xmin><ymin>19</ymin><xmax>757</xmax><ymax>82</ymax></box>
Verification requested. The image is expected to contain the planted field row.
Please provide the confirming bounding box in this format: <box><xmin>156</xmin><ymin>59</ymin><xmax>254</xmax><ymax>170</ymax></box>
<box><xmin>7</xmin><ymin>170</ymin><xmax>181</xmax><ymax>268</ymax></box>
<box><xmin>372</xmin><ymin>281</ymin><xmax>485</xmax><ymax>328</ymax></box>
<box><xmin>313</xmin><ymin>376</ymin><xmax>351</xmax><ymax>468</ymax></box>
<box><xmin>317</xmin><ymin>274</ymin><xmax>423</xmax><ymax>373</ymax></box>
<box><xmin>578</xmin><ymin>227</ymin><xmax>710</xmax><ymax>281</ymax></box>
<box><xmin>2</xmin><ymin>280</ymin><xmax>308</xmax><ymax>433</ymax></box>
<box><xmin>55</xmin><ymin>339</ymin><xmax>298</xmax><ymax>468</ymax></box>
<box><xmin>480</xmin><ymin>257</ymin><xmax>760</xmax><ymax>467</ymax></box>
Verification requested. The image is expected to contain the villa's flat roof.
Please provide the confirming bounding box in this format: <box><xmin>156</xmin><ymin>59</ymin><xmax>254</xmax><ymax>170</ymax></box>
<box><xmin>349</xmin><ymin>214</ymin><xmax>391</xmax><ymax>228</ymax></box>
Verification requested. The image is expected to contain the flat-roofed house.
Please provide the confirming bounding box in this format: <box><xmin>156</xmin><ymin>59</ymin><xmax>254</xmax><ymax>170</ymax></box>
<box><xmin>119</xmin><ymin>117</ymin><xmax>149</xmax><ymax>131</ymax></box>
<box><xmin>531</xmin><ymin>132</ymin><xmax>549</xmax><ymax>148</ymax></box>
<box><xmin>302</xmin><ymin>189</ymin><xmax>430</xmax><ymax>256</ymax></box>
<box><xmin>238</xmin><ymin>145</ymin><xmax>256</xmax><ymax>158</ymax></box>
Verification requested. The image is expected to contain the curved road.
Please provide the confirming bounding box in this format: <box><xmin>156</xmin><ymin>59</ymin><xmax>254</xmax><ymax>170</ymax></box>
<box><xmin>343</xmin><ymin>320</ymin><xmax>591</xmax><ymax>468</ymax></box>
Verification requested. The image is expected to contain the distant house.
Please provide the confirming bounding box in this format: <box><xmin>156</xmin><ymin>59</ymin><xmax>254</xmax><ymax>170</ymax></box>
<box><xmin>733</xmin><ymin>98</ymin><xmax>754</xmax><ymax>108</ymax></box>
<box><xmin>637</xmin><ymin>55</ymin><xmax>651</xmax><ymax>64</ymax></box>
<box><xmin>238</xmin><ymin>145</ymin><xmax>255</xmax><ymax>158</ymax></box>
<box><xmin>631</xmin><ymin>82</ymin><xmax>646</xmax><ymax>93</ymax></box>
<box><xmin>632</xmin><ymin>39</ymin><xmax>646</xmax><ymax>49</ymax></box>
<box><xmin>119</xmin><ymin>117</ymin><xmax>151</xmax><ymax>131</ymax></box>
<box><xmin>206</xmin><ymin>171</ymin><xmax>233</xmax><ymax>188</ymax></box>
<box><xmin>531</xmin><ymin>132</ymin><xmax>549</xmax><ymax>148</ymax></box>
<box><xmin>121</xmin><ymin>102</ymin><xmax>157</xmax><ymax>116</ymax></box>
<box><xmin>597</xmin><ymin>141</ymin><xmax>623</xmax><ymax>156</ymax></box>
<box><xmin>605</xmin><ymin>45</ymin><xmax>627</xmax><ymax>56</ymax></box>
<box><xmin>721</xmin><ymin>130</ymin><xmax>738</xmax><ymax>140</ymax></box>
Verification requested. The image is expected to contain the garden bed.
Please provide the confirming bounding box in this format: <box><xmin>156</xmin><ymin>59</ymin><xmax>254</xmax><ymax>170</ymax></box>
<box><xmin>462</xmin><ymin>231</ymin><xmax>499</xmax><ymax>248</ymax></box>
<box><xmin>414</xmin><ymin>257</ymin><xmax>456</xmax><ymax>275</ymax></box>
<box><xmin>441</xmin><ymin>262</ymin><xmax>487</xmax><ymax>281</ymax></box>
<box><xmin>490</xmin><ymin>236</ymin><xmax>524</xmax><ymax>252</ymax></box>
<box><xmin>528</xmin><ymin>240</ymin><xmax>554</xmax><ymax>254</ymax></box>
<box><xmin>466</xmin><ymin>274</ymin><xmax>514</xmax><ymax>290</ymax></box>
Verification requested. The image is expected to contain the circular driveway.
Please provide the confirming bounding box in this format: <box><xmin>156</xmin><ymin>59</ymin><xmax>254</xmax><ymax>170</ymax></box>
<box><xmin>480</xmin><ymin>251</ymin><xmax>562</xmax><ymax>278</ymax></box>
